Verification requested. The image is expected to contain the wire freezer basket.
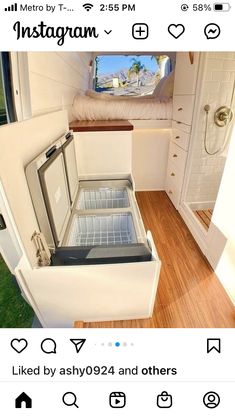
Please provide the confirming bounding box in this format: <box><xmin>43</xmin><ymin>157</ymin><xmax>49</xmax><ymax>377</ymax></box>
<box><xmin>67</xmin><ymin>213</ymin><xmax>137</xmax><ymax>246</ymax></box>
<box><xmin>77</xmin><ymin>187</ymin><xmax>130</xmax><ymax>210</ymax></box>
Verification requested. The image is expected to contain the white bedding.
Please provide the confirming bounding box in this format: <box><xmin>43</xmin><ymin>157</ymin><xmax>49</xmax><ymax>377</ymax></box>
<box><xmin>72</xmin><ymin>94</ymin><xmax>173</xmax><ymax>121</ymax></box>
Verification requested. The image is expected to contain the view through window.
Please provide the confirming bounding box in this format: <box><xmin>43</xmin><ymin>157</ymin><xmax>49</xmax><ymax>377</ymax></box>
<box><xmin>0</xmin><ymin>59</ymin><xmax>7</xmax><ymax>125</ymax></box>
<box><xmin>93</xmin><ymin>54</ymin><xmax>171</xmax><ymax>96</ymax></box>
<box><xmin>0</xmin><ymin>52</ymin><xmax>16</xmax><ymax>125</ymax></box>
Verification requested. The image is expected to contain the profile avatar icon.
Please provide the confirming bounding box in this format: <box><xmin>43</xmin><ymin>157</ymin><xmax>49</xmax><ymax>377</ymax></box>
<box><xmin>203</xmin><ymin>391</ymin><xmax>220</xmax><ymax>409</ymax></box>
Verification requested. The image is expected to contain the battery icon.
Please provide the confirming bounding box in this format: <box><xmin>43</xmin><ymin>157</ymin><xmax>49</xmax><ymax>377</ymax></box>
<box><xmin>214</xmin><ymin>3</ymin><xmax>231</xmax><ymax>11</ymax></box>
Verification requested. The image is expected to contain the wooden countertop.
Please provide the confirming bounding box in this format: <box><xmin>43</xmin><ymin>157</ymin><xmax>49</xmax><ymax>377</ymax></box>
<box><xmin>69</xmin><ymin>120</ymin><xmax>134</xmax><ymax>132</ymax></box>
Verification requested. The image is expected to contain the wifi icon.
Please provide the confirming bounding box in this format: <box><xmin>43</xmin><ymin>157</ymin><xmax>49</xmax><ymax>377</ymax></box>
<box><xmin>83</xmin><ymin>3</ymin><xmax>94</xmax><ymax>11</ymax></box>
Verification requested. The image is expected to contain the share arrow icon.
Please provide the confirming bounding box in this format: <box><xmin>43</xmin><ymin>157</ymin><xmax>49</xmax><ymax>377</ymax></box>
<box><xmin>70</xmin><ymin>339</ymin><xmax>86</xmax><ymax>353</ymax></box>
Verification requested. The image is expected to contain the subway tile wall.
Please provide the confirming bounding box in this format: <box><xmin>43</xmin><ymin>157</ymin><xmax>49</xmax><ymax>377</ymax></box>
<box><xmin>187</xmin><ymin>52</ymin><xmax>235</xmax><ymax>205</ymax></box>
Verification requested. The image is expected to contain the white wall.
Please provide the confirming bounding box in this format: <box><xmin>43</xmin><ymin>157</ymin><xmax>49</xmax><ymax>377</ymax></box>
<box><xmin>187</xmin><ymin>52</ymin><xmax>235</xmax><ymax>203</ymax></box>
<box><xmin>212</xmin><ymin>123</ymin><xmax>235</xmax><ymax>304</ymax></box>
<box><xmin>27</xmin><ymin>52</ymin><xmax>92</xmax><ymax>121</ymax></box>
<box><xmin>132</xmin><ymin>125</ymin><xmax>171</xmax><ymax>191</ymax></box>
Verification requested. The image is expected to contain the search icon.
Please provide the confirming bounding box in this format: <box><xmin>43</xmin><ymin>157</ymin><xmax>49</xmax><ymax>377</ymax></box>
<box><xmin>62</xmin><ymin>392</ymin><xmax>79</xmax><ymax>408</ymax></box>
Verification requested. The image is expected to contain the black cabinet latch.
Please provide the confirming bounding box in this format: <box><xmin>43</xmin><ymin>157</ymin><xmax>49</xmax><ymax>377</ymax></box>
<box><xmin>0</xmin><ymin>214</ymin><xmax>6</xmax><ymax>230</ymax></box>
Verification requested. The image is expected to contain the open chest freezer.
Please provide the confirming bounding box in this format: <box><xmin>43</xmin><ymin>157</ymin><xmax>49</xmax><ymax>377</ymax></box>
<box><xmin>0</xmin><ymin>111</ymin><xmax>160</xmax><ymax>326</ymax></box>
<box><xmin>26</xmin><ymin>132</ymin><xmax>152</xmax><ymax>266</ymax></box>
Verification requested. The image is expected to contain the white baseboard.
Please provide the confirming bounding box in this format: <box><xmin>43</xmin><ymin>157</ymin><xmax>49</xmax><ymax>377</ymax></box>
<box><xmin>188</xmin><ymin>200</ymin><xmax>215</xmax><ymax>211</ymax></box>
<box><xmin>179</xmin><ymin>202</ymin><xmax>208</xmax><ymax>256</ymax></box>
<box><xmin>136</xmin><ymin>188</ymin><xmax>164</xmax><ymax>192</ymax></box>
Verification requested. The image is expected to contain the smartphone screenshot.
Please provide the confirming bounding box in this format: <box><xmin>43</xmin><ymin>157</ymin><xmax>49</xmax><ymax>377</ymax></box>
<box><xmin>0</xmin><ymin>0</ymin><xmax>234</xmax><ymax>416</ymax></box>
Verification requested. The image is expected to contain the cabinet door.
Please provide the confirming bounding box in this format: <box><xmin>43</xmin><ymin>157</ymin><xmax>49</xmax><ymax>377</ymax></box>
<box><xmin>75</xmin><ymin>131</ymin><xmax>132</xmax><ymax>177</ymax></box>
<box><xmin>168</xmin><ymin>141</ymin><xmax>188</xmax><ymax>170</ymax></box>
<box><xmin>165</xmin><ymin>176</ymin><xmax>181</xmax><ymax>210</ymax></box>
<box><xmin>165</xmin><ymin>158</ymin><xmax>186</xmax><ymax>210</ymax></box>
<box><xmin>172</xmin><ymin>126</ymin><xmax>190</xmax><ymax>151</ymax></box>
<box><xmin>166</xmin><ymin>159</ymin><xmax>185</xmax><ymax>191</ymax></box>
<box><xmin>173</xmin><ymin>95</ymin><xmax>195</xmax><ymax>126</ymax></box>
<box><xmin>174</xmin><ymin>52</ymin><xmax>200</xmax><ymax>95</ymax></box>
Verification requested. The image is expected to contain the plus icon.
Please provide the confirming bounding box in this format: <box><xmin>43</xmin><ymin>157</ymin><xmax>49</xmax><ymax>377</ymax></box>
<box><xmin>132</xmin><ymin>23</ymin><xmax>149</xmax><ymax>39</ymax></box>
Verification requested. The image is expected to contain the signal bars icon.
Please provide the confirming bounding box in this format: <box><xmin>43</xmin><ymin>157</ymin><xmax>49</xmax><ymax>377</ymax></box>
<box><xmin>83</xmin><ymin>3</ymin><xmax>94</xmax><ymax>11</ymax></box>
<box><xmin>4</xmin><ymin>2</ymin><xmax>17</xmax><ymax>11</ymax></box>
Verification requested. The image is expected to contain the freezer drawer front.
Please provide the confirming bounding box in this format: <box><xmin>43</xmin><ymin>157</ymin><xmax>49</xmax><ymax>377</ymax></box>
<box><xmin>16</xmin><ymin>256</ymin><xmax>160</xmax><ymax>327</ymax></box>
<box><xmin>15</xmin><ymin>232</ymin><xmax>160</xmax><ymax>327</ymax></box>
<box><xmin>38</xmin><ymin>150</ymin><xmax>71</xmax><ymax>245</ymax></box>
<box><xmin>51</xmin><ymin>243</ymin><xmax>152</xmax><ymax>265</ymax></box>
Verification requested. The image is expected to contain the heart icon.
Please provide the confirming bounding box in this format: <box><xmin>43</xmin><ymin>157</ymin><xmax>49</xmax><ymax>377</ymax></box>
<box><xmin>11</xmin><ymin>338</ymin><xmax>28</xmax><ymax>353</ymax></box>
<box><xmin>168</xmin><ymin>24</ymin><xmax>185</xmax><ymax>39</ymax></box>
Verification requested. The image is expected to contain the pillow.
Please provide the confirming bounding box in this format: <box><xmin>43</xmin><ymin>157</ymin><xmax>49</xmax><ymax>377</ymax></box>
<box><xmin>86</xmin><ymin>90</ymin><xmax>144</xmax><ymax>101</ymax></box>
<box><xmin>158</xmin><ymin>70</ymin><xmax>175</xmax><ymax>98</ymax></box>
<box><xmin>151</xmin><ymin>75</ymin><xmax>168</xmax><ymax>98</ymax></box>
<box><xmin>85</xmin><ymin>90</ymin><xmax>114</xmax><ymax>100</ymax></box>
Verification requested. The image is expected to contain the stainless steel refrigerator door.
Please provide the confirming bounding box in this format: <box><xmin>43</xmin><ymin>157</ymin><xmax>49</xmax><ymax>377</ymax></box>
<box><xmin>38</xmin><ymin>149</ymin><xmax>71</xmax><ymax>246</ymax></box>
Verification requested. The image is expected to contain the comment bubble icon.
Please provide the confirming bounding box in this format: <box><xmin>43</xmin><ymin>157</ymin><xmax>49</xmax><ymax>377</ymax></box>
<box><xmin>41</xmin><ymin>338</ymin><xmax>57</xmax><ymax>354</ymax></box>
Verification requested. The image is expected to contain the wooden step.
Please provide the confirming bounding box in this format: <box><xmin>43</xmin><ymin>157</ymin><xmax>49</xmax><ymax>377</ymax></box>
<box><xmin>74</xmin><ymin>318</ymin><xmax>155</xmax><ymax>328</ymax></box>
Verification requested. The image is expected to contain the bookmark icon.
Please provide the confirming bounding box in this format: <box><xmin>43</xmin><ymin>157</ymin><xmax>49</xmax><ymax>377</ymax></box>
<box><xmin>207</xmin><ymin>338</ymin><xmax>221</xmax><ymax>353</ymax></box>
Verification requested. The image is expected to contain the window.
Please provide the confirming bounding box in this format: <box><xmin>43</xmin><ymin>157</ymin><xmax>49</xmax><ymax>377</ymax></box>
<box><xmin>93</xmin><ymin>54</ymin><xmax>172</xmax><ymax>97</ymax></box>
<box><xmin>0</xmin><ymin>52</ymin><xmax>16</xmax><ymax>125</ymax></box>
<box><xmin>0</xmin><ymin>60</ymin><xmax>7</xmax><ymax>125</ymax></box>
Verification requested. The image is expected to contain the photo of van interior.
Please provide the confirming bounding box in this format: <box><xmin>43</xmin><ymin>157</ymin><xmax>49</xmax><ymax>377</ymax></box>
<box><xmin>0</xmin><ymin>51</ymin><xmax>235</xmax><ymax>328</ymax></box>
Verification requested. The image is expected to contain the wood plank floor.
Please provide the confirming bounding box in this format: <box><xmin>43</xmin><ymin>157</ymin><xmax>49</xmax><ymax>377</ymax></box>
<box><xmin>74</xmin><ymin>192</ymin><xmax>235</xmax><ymax>328</ymax></box>
<box><xmin>194</xmin><ymin>209</ymin><xmax>213</xmax><ymax>230</ymax></box>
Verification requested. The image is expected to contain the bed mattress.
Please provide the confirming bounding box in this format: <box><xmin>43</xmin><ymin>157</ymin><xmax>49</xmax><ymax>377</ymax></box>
<box><xmin>72</xmin><ymin>94</ymin><xmax>173</xmax><ymax>121</ymax></box>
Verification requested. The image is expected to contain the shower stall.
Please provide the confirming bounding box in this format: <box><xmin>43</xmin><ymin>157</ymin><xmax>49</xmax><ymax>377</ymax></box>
<box><xmin>184</xmin><ymin>52</ymin><xmax>235</xmax><ymax>231</ymax></box>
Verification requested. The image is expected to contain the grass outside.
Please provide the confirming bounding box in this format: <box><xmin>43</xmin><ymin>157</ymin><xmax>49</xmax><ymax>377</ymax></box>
<box><xmin>0</xmin><ymin>255</ymin><xmax>34</xmax><ymax>328</ymax></box>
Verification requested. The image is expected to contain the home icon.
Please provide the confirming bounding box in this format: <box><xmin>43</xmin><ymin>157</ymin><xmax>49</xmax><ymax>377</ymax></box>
<box><xmin>15</xmin><ymin>392</ymin><xmax>32</xmax><ymax>408</ymax></box>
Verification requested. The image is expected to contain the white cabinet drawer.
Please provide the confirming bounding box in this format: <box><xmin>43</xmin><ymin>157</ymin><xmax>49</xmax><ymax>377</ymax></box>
<box><xmin>172</xmin><ymin>128</ymin><xmax>190</xmax><ymax>151</ymax></box>
<box><xmin>174</xmin><ymin>52</ymin><xmax>200</xmax><ymax>95</ymax></box>
<box><xmin>168</xmin><ymin>141</ymin><xmax>187</xmax><ymax>170</ymax></box>
<box><xmin>165</xmin><ymin>160</ymin><xmax>185</xmax><ymax>191</ymax></box>
<box><xmin>165</xmin><ymin>176</ymin><xmax>181</xmax><ymax>209</ymax></box>
<box><xmin>173</xmin><ymin>95</ymin><xmax>195</xmax><ymax>125</ymax></box>
<box><xmin>172</xmin><ymin>120</ymin><xmax>191</xmax><ymax>134</ymax></box>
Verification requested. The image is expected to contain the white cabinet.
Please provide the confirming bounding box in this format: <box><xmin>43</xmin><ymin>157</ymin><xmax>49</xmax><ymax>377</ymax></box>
<box><xmin>173</xmin><ymin>95</ymin><xmax>195</xmax><ymax>126</ymax></box>
<box><xmin>174</xmin><ymin>52</ymin><xmax>200</xmax><ymax>95</ymax></box>
<box><xmin>165</xmin><ymin>176</ymin><xmax>182</xmax><ymax>209</ymax></box>
<box><xmin>165</xmin><ymin>140</ymin><xmax>188</xmax><ymax>209</ymax></box>
<box><xmin>74</xmin><ymin>130</ymin><xmax>132</xmax><ymax>177</ymax></box>
<box><xmin>168</xmin><ymin>141</ymin><xmax>188</xmax><ymax>169</ymax></box>
<box><xmin>172</xmin><ymin>121</ymin><xmax>191</xmax><ymax>134</ymax></box>
<box><xmin>172</xmin><ymin>123</ymin><xmax>191</xmax><ymax>151</ymax></box>
<box><xmin>165</xmin><ymin>52</ymin><xmax>200</xmax><ymax>209</ymax></box>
